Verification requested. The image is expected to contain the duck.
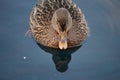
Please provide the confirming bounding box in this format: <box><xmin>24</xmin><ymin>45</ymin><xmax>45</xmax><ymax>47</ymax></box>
<box><xmin>28</xmin><ymin>0</ymin><xmax>89</xmax><ymax>50</ymax></box>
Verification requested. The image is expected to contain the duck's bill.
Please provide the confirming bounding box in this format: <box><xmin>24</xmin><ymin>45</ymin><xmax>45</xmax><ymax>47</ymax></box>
<box><xmin>58</xmin><ymin>31</ymin><xmax>68</xmax><ymax>50</ymax></box>
<box><xmin>59</xmin><ymin>40</ymin><xmax>67</xmax><ymax>50</ymax></box>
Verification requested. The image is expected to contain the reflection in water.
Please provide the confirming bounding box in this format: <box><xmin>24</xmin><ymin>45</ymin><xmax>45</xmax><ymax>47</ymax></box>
<box><xmin>52</xmin><ymin>53</ymin><xmax>71</xmax><ymax>72</ymax></box>
<box><xmin>37</xmin><ymin>43</ymin><xmax>82</xmax><ymax>72</ymax></box>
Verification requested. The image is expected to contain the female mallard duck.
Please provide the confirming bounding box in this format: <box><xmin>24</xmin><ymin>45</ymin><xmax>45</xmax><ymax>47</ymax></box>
<box><xmin>29</xmin><ymin>0</ymin><xmax>89</xmax><ymax>50</ymax></box>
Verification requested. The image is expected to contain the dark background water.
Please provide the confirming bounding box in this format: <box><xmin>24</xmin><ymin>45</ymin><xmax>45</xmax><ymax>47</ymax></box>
<box><xmin>0</xmin><ymin>0</ymin><xmax>120</xmax><ymax>80</ymax></box>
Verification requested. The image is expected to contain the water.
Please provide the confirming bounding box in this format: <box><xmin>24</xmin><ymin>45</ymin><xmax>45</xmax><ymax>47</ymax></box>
<box><xmin>0</xmin><ymin>0</ymin><xmax>120</xmax><ymax>80</ymax></box>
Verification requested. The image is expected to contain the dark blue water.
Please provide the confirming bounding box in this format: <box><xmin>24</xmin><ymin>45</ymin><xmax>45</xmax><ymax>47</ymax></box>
<box><xmin>0</xmin><ymin>0</ymin><xmax>120</xmax><ymax>80</ymax></box>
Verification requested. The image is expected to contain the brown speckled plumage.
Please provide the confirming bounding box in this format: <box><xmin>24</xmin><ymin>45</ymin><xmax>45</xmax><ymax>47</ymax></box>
<box><xmin>29</xmin><ymin>0</ymin><xmax>89</xmax><ymax>49</ymax></box>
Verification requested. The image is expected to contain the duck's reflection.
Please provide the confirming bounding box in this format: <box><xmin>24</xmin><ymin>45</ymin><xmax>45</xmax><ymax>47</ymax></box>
<box><xmin>52</xmin><ymin>52</ymin><xmax>71</xmax><ymax>72</ymax></box>
<box><xmin>37</xmin><ymin>43</ymin><xmax>82</xmax><ymax>72</ymax></box>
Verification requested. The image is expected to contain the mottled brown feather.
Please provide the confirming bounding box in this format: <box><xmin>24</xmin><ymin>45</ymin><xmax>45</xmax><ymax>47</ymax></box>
<box><xmin>30</xmin><ymin>0</ymin><xmax>89</xmax><ymax>48</ymax></box>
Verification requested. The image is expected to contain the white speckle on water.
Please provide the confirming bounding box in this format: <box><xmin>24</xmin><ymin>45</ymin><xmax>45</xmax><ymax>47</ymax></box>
<box><xmin>23</xmin><ymin>56</ymin><xmax>27</xmax><ymax>60</ymax></box>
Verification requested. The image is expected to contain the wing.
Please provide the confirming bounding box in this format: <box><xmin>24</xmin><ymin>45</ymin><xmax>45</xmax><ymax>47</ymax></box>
<box><xmin>67</xmin><ymin>2</ymin><xmax>89</xmax><ymax>47</ymax></box>
<box><xmin>30</xmin><ymin>7</ymin><xmax>59</xmax><ymax>48</ymax></box>
<box><xmin>30</xmin><ymin>0</ymin><xmax>56</xmax><ymax>46</ymax></box>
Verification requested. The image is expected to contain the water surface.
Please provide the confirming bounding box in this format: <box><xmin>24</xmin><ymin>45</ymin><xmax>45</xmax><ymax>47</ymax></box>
<box><xmin>0</xmin><ymin>0</ymin><xmax>120</xmax><ymax>80</ymax></box>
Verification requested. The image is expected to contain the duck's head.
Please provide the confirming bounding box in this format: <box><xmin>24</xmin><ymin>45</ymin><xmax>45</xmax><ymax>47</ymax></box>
<box><xmin>52</xmin><ymin>8</ymin><xmax>72</xmax><ymax>50</ymax></box>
